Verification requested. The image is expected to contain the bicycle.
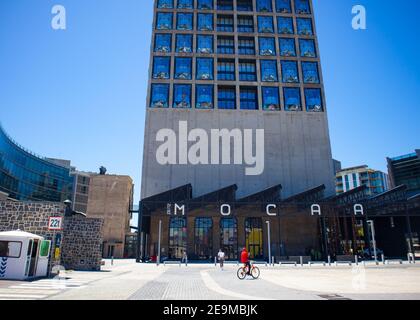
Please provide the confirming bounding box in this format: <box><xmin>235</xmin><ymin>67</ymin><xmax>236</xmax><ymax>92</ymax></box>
<box><xmin>237</xmin><ymin>262</ymin><xmax>260</xmax><ymax>280</ymax></box>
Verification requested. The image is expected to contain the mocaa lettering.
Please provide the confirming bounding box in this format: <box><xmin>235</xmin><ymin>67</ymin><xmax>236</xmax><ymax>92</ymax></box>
<box><xmin>168</xmin><ymin>203</ymin><xmax>278</xmax><ymax>216</ymax></box>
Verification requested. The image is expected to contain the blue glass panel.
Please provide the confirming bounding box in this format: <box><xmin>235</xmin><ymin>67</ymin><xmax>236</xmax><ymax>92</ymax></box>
<box><xmin>156</xmin><ymin>13</ymin><xmax>173</xmax><ymax>30</ymax></box>
<box><xmin>239</xmin><ymin>61</ymin><xmax>256</xmax><ymax>81</ymax></box>
<box><xmin>258</xmin><ymin>16</ymin><xmax>274</xmax><ymax>33</ymax></box>
<box><xmin>302</xmin><ymin>62</ymin><xmax>319</xmax><ymax>84</ymax></box>
<box><xmin>279</xmin><ymin>38</ymin><xmax>296</xmax><ymax>56</ymax></box>
<box><xmin>281</xmin><ymin>61</ymin><xmax>299</xmax><ymax>83</ymax></box>
<box><xmin>256</xmin><ymin>0</ymin><xmax>272</xmax><ymax>12</ymax></box>
<box><xmin>176</xmin><ymin>34</ymin><xmax>192</xmax><ymax>53</ymax></box>
<box><xmin>297</xmin><ymin>18</ymin><xmax>313</xmax><ymax>35</ymax></box>
<box><xmin>218</xmin><ymin>87</ymin><xmax>236</xmax><ymax>109</ymax></box>
<box><xmin>198</xmin><ymin>13</ymin><xmax>214</xmax><ymax>31</ymax></box>
<box><xmin>275</xmin><ymin>0</ymin><xmax>291</xmax><ymax>13</ymax></box>
<box><xmin>237</xmin><ymin>0</ymin><xmax>253</xmax><ymax>11</ymax></box>
<box><xmin>305</xmin><ymin>88</ymin><xmax>323</xmax><ymax>112</ymax></box>
<box><xmin>152</xmin><ymin>57</ymin><xmax>171</xmax><ymax>79</ymax></box>
<box><xmin>197</xmin><ymin>35</ymin><xmax>214</xmax><ymax>53</ymax></box>
<box><xmin>218</xmin><ymin>0</ymin><xmax>234</xmax><ymax>10</ymax></box>
<box><xmin>178</xmin><ymin>0</ymin><xmax>194</xmax><ymax>9</ymax></box>
<box><xmin>277</xmin><ymin>17</ymin><xmax>294</xmax><ymax>34</ymax></box>
<box><xmin>260</xmin><ymin>60</ymin><xmax>278</xmax><ymax>82</ymax></box>
<box><xmin>150</xmin><ymin>84</ymin><xmax>169</xmax><ymax>108</ymax></box>
<box><xmin>283</xmin><ymin>87</ymin><xmax>302</xmax><ymax>111</ymax></box>
<box><xmin>262</xmin><ymin>87</ymin><xmax>280</xmax><ymax>111</ymax></box>
<box><xmin>196</xmin><ymin>58</ymin><xmax>214</xmax><ymax>80</ymax></box>
<box><xmin>174</xmin><ymin>57</ymin><xmax>192</xmax><ymax>79</ymax></box>
<box><xmin>177</xmin><ymin>13</ymin><xmax>193</xmax><ymax>30</ymax></box>
<box><xmin>259</xmin><ymin>37</ymin><xmax>276</xmax><ymax>56</ymax></box>
<box><xmin>154</xmin><ymin>34</ymin><xmax>172</xmax><ymax>53</ymax></box>
<box><xmin>196</xmin><ymin>85</ymin><xmax>214</xmax><ymax>109</ymax></box>
<box><xmin>157</xmin><ymin>0</ymin><xmax>174</xmax><ymax>9</ymax></box>
<box><xmin>198</xmin><ymin>0</ymin><xmax>214</xmax><ymax>10</ymax></box>
<box><xmin>173</xmin><ymin>84</ymin><xmax>192</xmax><ymax>108</ymax></box>
<box><xmin>237</xmin><ymin>16</ymin><xmax>254</xmax><ymax>33</ymax></box>
<box><xmin>295</xmin><ymin>0</ymin><xmax>311</xmax><ymax>14</ymax></box>
<box><xmin>240</xmin><ymin>87</ymin><xmax>258</xmax><ymax>110</ymax></box>
<box><xmin>299</xmin><ymin>39</ymin><xmax>316</xmax><ymax>57</ymax></box>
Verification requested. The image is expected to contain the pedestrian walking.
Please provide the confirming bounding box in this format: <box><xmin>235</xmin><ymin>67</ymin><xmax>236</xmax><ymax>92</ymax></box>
<box><xmin>218</xmin><ymin>249</ymin><xmax>225</xmax><ymax>270</ymax></box>
<box><xmin>181</xmin><ymin>251</ymin><xmax>188</xmax><ymax>265</ymax></box>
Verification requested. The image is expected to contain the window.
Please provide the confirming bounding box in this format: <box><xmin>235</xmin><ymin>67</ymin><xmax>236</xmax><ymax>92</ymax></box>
<box><xmin>157</xmin><ymin>0</ymin><xmax>174</xmax><ymax>9</ymax></box>
<box><xmin>154</xmin><ymin>34</ymin><xmax>172</xmax><ymax>53</ymax></box>
<box><xmin>176</xmin><ymin>34</ymin><xmax>193</xmax><ymax>53</ymax></box>
<box><xmin>283</xmin><ymin>87</ymin><xmax>302</xmax><ymax>111</ymax></box>
<box><xmin>238</xmin><ymin>37</ymin><xmax>255</xmax><ymax>55</ymax></box>
<box><xmin>299</xmin><ymin>39</ymin><xmax>316</xmax><ymax>57</ymax></box>
<box><xmin>240</xmin><ymin>87</ymin><xmax>258</xmax><ymax>110</ymax></box>
<box><xmin>260</xmin><ymin>60</ymin><xmax>278</xmax><ymax>82</ymax></box>
<box><xmin>217</xmin><ymin>15</ymin><xmax>234</xmax><ymax>32</ymax></box>
<box><xmin>305</xmin><ymin>88</ymin><xmax>323</xmax><ymax>112</ymax></box>
<box><xmin>258</xmin><ymin>16</ymin><xmax>274</xmax><ymax>33</ymax></box>
<box><xmin>217</xmin><ymin>59</ymin><xmax>235</xmax><ymax>81</ymax></box>
<box><xmin>275</xmin><ymin>0</ymin><xmax>291</xmax><ymax>13</ymax></box>
<box><xmin>239</xmin><ymin>60</ymin><xmax>257</xmax><ymax>81</ymax></box>
<box><xmin>259</xmin><ymin>37</ymin><xmax>276</xmax><ymax>56</ymax></box>
<box><xmin>218</xmin><ymin>86</ymin><xmax>236</xmax><ymax>109</ymax></box>
<box><xmin>217</xmin><ymin>0</ymin><xmax>233</xmax><ymax>11</ymax></box>
<box><xmin>297</xmin><ymin>18</ymin><xmax>313</xmax><ymax>35</ymax></box>
<box><xmin>302</xmin><ymin>62</ymin><xmax>319</xmax><ymax>84</ymax></box>
<box><xmin>217</xmin><ymin>36</ymin><xmax>235</xmax><ymax>54</ymax></box>
<box><xmin>220</xmin><ymin>218</ymin><xmax>238</xmax><ymax>260</ymax></box>
<box><xmin>0</xmin><ymin>241</ymin><xmax>22</xmax><ymax>258</ymax></box>
<box><xmin>281</xmin><ymin>61</ymin><xmax>299</xmax><ymax>83</ymax></box>
<box><xmin>279</xmin><ymin>38</ymin><xmax>296</xmax><ymax>56</ymax></box>
<box><xmin>198</xmin><ymin>0</ymin><xmax>214</xmax><ymax>10</ymax></box>
<box><xmin>197</xmin><ymin>13</ymin><xmax>214</xmax><ymax>31</ymax></box>
<box><xmin>177</xmin><ymin>13</ymin><xmax>193</xmax><ymax>30</ymax></box>
<box><xmin>197</xmin><ymin>35</ymin><xmax>214</xmax><ymax>54</ymax></box>
<box><xmin>237</xmin><ymin>0</ymin><xmax>253</xmax><ymax>11</ymax></box>
<box><xmin>257</xmin><ymin>0</ymin><xmax>272</xmax><ymax>12</ymax></box>
<box><xmin>169</xmin><ymin>217</ymin><xmax>187</xmax><ymax>259</ymax></box>
<box><xmin>295</xmin><ymin>0</ymin><xmax>311</xmax><ymax>15</ymax></box>
<box><xmin>150</xmin><ymin>84</ymin><xmax>169</xmax><ymax>108</ymax></box>
<box><xmin>173</xmin><ymin>84</ymin><xmax>192</xmax><ymax>108</ymax></box>
<box><xmin>196</xmin><ymin>58</ymin><xmax>214</xmax><ymax>80</ymax></box>
<box><xmin>152</xmin><ymin>56</ymin><xmax>171</xmax><ymax>79</ymax></box>
<box><xmin>245</xmin><ymin>218</ymin><xmax>263</xmax><ymax>259</ymax></box>
<box><xmin>277</xmin><ymin>17</ymin><xmax>294</xmax><ymax>34</ymax></box>
<box><xmin>156</xmin><ymin>13</ymin><xmax>173</xmax><ymax>30</ymax></box>
<box><xmin>174</xmin><ymin>57</ymin><xmax>192</xmax><ymax>79</ymax></box>
<box><xmin>39</xmin><ymin>240</ymin><xmax>51</xmax><ymax>257</ymax></box>
<box><xmin>237</xmin><ymin>15</ymin><xmax>254</xmax><ymax>33</ymax></box>
<box><xmin>195</xmin><ymin>218</ymin><xmax>213</xmax><ymax>260</ymax></box>
<box><xmin>262</xmin><ymin>87</ymin><xmax>280</xmax><ymax>110</ymax></box>
<box><xmin>196</xmin><ymin>85</ymin><xmax>214</xmax><ymax>109</ymax></box>
<box><xmin>178</xmin><ymin>0</ymin><xmax>194</xmax><ymax>9</ymax></box>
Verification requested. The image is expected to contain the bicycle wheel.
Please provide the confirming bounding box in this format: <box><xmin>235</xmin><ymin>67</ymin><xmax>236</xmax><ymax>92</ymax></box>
<box><xmin>237</xmin><ymin>267</ymin><xmax>247</xmax><ymax>280</ymax></box>
<box><xmin>251</xmin><ymin>266</ymin><xmax>260</xmax><ymax>279</ymax></box>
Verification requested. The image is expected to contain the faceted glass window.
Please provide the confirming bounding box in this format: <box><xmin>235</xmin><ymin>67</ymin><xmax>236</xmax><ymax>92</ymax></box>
<box><xmin>198</xmin><ymin>13</ymin><xmax>214</xmax><ymax>31</ymax></box>
<box><xmin>240</xmin><ymin>87</ymin><xmax>258</xmax><ymax>110</ymax></box>
<box><xmin>262</xmin><ymin>87</ymin><xmax>280</xmax><ymax>111</ymax></box>
<box><xmin>283</xmin><ymin>87</ymin><xmax>302</xmax><ymax>111</ymax></box>
<box><xmin>177</xmin><ymin>0</ymin><xmax>194</xmax><ymax>9</ymax></box>
<box><xmin>154</xmin><ymin>34</ymin><xmax>172</xmax><ymax>53</ymax></box>
<box><xmin>217</xmin><ymin>59</ymin><xmax>235</xmax><ymax>81</ymax></box>
<box><xmin>177</xmin><ymin>13</ymin><xmax>193</xmax><ymax>30</ymax></box>
<box><xmin>176</xmin><ymin>34</ymin><xmax>193</xmax><ymax>53</ymax></box>
<box><xmin>279</xmin><ymin>38</ymin><xmax>296</xmax><ymax>57</ymax></box>
<box><xmin>218</xmin><ymin>86</ymin><xmax>236</xmax><ymax>109</ymax></box>
<box><xmin>196</xmin><ymin>58</ymin><xmax>214</xmax><ymax>80</ymax></box>
<box><xmin>152</xmin><ymin>57</ymin><xmax>171</xmax><ymax>79</ymax></box>
<box><xmin>258</xmin><ymin>16</ymin><xmax>274</xmax><ymax>33</ymax></box>
<box><xmin>260</xmin><ymin>60</ymin><xmax>278</xmax><ymax>82</ymax></box>
<box><xmin>239</xmin><ymin>60</ymin><xmax>257</xmax><ymax>81</ymax></box>
<box><xmin>237</xmin><ymin>16</ymin><xmax>254</xmax><ymax>33</ymax></box>
<box><xmin>174</xmin><ymin>57</ymin><xmax>192</xmax><ymax>80</ymax></box>
<box><xmin>217</xmin><ymin>36</ymin><xmax>235</xmax><ymax>54</ymax></box>
<box><xmin>217</xmin><ymin>0</ymin><xmax>233</xmax><ymax>10</ymax></box>
<box><xmin>156</xmin><ymin>13</ymin><xmax>173</xmax><ymax>30</ymax></box>
<box><xmin>275</xmin><ymin>0</ymin><xmax>291</xmax><ymax>13</ymax></box>
<box><xmin>173</xmin><ymin>84</ymin><xmax>192</xmax><ymax>108</ymax></box>
<box><xmin>150</xmin><ymin>84</ymin><xmax>169</xmax><ymax>108</ymax></box>
<box><xmin>237</xmin><ymin>0</ymin><xmax>253</xmax><ymax>11</ymax></box>
<box><xmin>281</xmin><ymin>61</ymin><xmax>299</xmax><ymax>83</ymax></box>
<box><xmin>196</xmin><ymin>85</ymin><xmax>214</xmax><ymax>109</ymax></box>
<box><xmin>302</xmin><ymin>62</ymin><xmax>319</xmax><ymax>84</ymax></box>
<box><xmin>198</xmin><ymin>0</ymin><xmax>214</xmax><ymax>10</ymax></box>
<box><xmin>299</xmin><ymin>39</ymin><xmax>316</xmax><ymax>57</ymax></box>
<box><xmin>238</xmin><ymin>37</ymin><xmax>255</xmax><ymax>55</ymax></box>
<box><xmin>197</xmin><ymin>35</ymin><xmax>214</xmax><ymax>54</ymax></box>
<box><xmin>305</xmin><ymin>88</ymin><xmax>323</xmax><ymax>112</ymax></box>
<box><xmin>256</xmin><ymin>0</ymin><xmax>273</xmax><ymax>12</ymax></box>
<box><xmin>168</xmin><ymin>217</ymin><xmax>187</xmax><ymax>259</ymax></box>
<box><xmin>157</xmin><ymin>0</ymin><xmax>174</xmax><ymax>9</ymax></box>
<box><xmin>220</xmin><ymin>218</ymin><xmax>238</xmax><ymax>260</ymax></box>
<box><xmin>295</xmin><ymin>0</ymin><xmax>311</xmax><ymax>14</ymax></box>
<box><xmin>194</xmin><ymin>218</ymin><xmax>213</xmax><ymax>260</ymax></box>
<box><xmin>297</xmin><ymin>18</ymin><xmax>313</xmax><ymax>35</ymax></box>
<box><xmin>259</xmin><ymin>37</ymin><xmax>276</xmax><ymax>56</ymax></box>
<box><xmin>277</xmin><ymin>17</ymin><xmax>294</xmax><ymax>34</ymax></box>
<box><xmin>217</xmin><ymin>15</ymin><xmax>234</xmax><ymax>32</ymax></box>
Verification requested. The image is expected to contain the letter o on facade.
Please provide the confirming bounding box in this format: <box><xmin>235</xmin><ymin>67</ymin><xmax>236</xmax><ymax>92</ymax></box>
<box><xmin>220</xmin><ymin>204</ymin><xmax>231</xmax><ymax>216</ymax></box>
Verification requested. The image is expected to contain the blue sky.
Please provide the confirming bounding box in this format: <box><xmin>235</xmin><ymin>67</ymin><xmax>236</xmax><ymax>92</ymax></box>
<box><xmin>0</xmin><ymin>0</ymin><xmax>419</xmax><ymax>203</ymax></box>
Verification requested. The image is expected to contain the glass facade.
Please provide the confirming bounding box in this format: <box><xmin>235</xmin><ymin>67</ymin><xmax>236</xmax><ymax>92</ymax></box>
<box><xmin>174</xmin><ymin>57</ymin><xmax>192</xmax><ymax>79</ymax></box>
<box><xmin>195</xmin><ymin>218</ymin><xmax>213</xmax><ymax>260</ymax></box>
<box><xmin>262</xmin><ymin>86</ymin><xmax>280</xmax><ymax>111</ymax></box>
<box><xmin>197</xmin><ymin>58</ymin><xmax>214</xmax><ymax>80</ymax></box>
<box><xmin>245</xmin><ymin>218</ymin><xmax>263</xmax><ymax>259</ymax></box>
<box><xmin>220</xmin><ymin>218</ymin><xmax>238</xmax><ymax>260</ymax></box>
<box><xmin>196</xmin><ymin>85</ymin><xmax>214</xmax><ymax>109</ymax></box>
<box><xmin>173</xmin><ymin>84</ymin><xmax>192</xmax><ymax>108</ymax></box>
<box><xmin>169</xmin><ymin>217</ymin><xmax>187</xmax><ymax>259</ymax></box>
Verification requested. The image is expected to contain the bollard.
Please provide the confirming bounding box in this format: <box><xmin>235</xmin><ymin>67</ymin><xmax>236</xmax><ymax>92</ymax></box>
<box><xmin>300</xmin><ymin>256</ymin><xmax>303</xmax><ymax>267</ymax></box>
<box><xmin>355</xmin><ymin>255</ymin><xmax>358</xmax><ymax>266</ymax></box>
<box><xmin>214</xmin><ymin>257</ymin><xmax>217</xmax><ymax>267</ymax></box>
<box><xmin>272</xmin><ymin>256</ymin><xmax>275</xmax><ymax>267</ymax></box>
<box><xmin>328</xmin><ymin>255</ymin><xmax>331</xmax><ymax>266</ymax></box>
<box><xmin>381</xmin><ymin>254</ymin><xmax>385</xmax><ymax>265</ymax></box>
<box><xmin>111</xmin><ymin>256</ymin><xmax>114</xmax><ymax>266</ymax></box>
<box><xmin>408</xmin><ymin>253</ymin><xmax>412</xmax><ymax>264</ymax></box>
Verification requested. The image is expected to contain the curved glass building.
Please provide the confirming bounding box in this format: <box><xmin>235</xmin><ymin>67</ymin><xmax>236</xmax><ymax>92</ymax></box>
<box><xmin>0</xmin><ymin>124</ymin><xmax>73</xmax><ymax>202</ymax></box>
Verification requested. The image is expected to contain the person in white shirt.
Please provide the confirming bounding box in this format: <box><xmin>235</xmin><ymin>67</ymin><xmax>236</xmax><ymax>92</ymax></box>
<box><xmin>217</xmin><ymin>249</ymin><xmax>225</xmax><ymax>270</ymax></box>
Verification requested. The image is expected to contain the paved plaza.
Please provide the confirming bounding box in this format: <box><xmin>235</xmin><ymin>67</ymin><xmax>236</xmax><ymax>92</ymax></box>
<box><xmin>0</xmin><ymin>260</ymin><xmax>420</xmax><ymax>300</ymax></box>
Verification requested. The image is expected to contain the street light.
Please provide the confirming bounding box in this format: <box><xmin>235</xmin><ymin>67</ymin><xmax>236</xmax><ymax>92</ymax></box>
<box><xmin>157</xmin><ymin>220</ymin><xmax>162</xmax><ymax>266</ymax></box>
<box><xmin>367</xmin><ymin>220</ymin><xmax>378</xmax><ymax>265</ymax></box>
<box><xmin>266</xmin><ymin>221</ymin><xmax>272</xmax><ymax>266</ymax></box>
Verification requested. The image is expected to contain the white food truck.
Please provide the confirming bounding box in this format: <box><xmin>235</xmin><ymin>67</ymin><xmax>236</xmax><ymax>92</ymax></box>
<box><xmin>0</xmin><ymin>230</ymin><xmax>51</xmax><ymax>280</ymax></box>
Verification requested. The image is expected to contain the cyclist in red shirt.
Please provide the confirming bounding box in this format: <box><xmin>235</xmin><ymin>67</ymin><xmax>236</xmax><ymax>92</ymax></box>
<box><xmin>240</xmin><ymin>247</ymin><xmax>251</xmax><ymax>275</ymax></box>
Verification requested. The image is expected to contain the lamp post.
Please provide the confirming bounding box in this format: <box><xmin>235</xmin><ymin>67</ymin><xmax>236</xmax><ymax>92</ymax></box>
<box><xmin>157</xmin><ymin>220</ymin><xmax>162</xmax><ymax>266</ymax></box>
<box><xmin>367</xmin><ymin>220</ymin><xmax>378</xmax><ymax>265</ymax></box>
<box><xmin>266</xmin><ymin>221</ymin><xmax>272</xmax><ymax>265</ymax></box>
